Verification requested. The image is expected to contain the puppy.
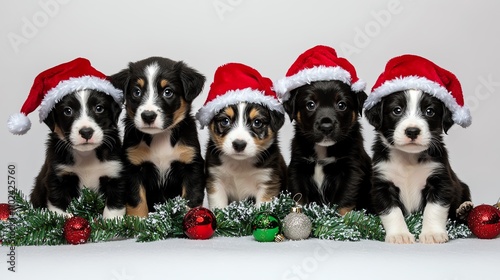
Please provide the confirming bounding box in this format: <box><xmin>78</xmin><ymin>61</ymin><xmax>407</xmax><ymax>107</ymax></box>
<box><xmin>204</xmin><ymin>103</ymin><xmax>286</xmax><ymax>209</ymax></box>
<box><xmin>30</xmin><ymin>89</ymin><xmax>126</xmax><ymax>219</ymax></box>
<box><xmin>365</xmin><ymin>90</ymin><xmax>472</xmax><ymax>244</ymax></box>
<box><xmin>283</xmin><ymin>80</ymin><xmax>372</xmax><ymax>214</ymax></box>
<box><xmin>196</xmin><ymin>62</ymin><xmax>287</xmax><ymax>209</ymax></box>
<box><xmin>110</xmin><ymin>57</ymin><xmax>206</xmax><ymax>216</ymax></box>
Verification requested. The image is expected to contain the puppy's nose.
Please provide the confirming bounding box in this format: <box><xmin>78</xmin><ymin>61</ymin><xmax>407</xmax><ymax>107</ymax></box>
<box><xmin>318</xmin><ymin>118</ymin><xmax>334</xmax><ymax>135</ymax></box>
<box><xmin>405</xmin><ymin>127</ymin><xmax>421</xmax><ymax>140</ymax></box>
<box><xmin>232</xmin><ymin>140</ymin><xmax>247</xmax><ymax>152</ymax></box>
<box><xmin>79</xmin><ymin>127</ymin><xmax>94</xmax><ymax>140</ymax></box>
<box><xmin>141</xmin><ymin>110</ymin><xmax>157</xmax><ymax>125</ymax></box>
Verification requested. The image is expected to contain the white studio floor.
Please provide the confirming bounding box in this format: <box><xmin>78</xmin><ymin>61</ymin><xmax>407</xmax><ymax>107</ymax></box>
<box><xmin>1</xmin><ymin>236</ymin><xmax>499</xmax><ymax>280</ymax></box>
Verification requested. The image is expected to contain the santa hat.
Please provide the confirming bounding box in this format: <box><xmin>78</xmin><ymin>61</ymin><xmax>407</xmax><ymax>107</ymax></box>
<box><xmin>196</xmin><ymin>63</ymin><xmax>284</xmax><ymax>128</ymax></box>
<box><xmin>364</xmin><ymin>54</ymin><xmax>471</xmax><ymax>128</ymax></box>
<box><xmin>7</xmin><ymin>57</ymin><xmax>123</xmax><ymax>135</ymax></box>
<box><xmin>273</xmin><ymin>45</ymin><xmax>366</xmax><ymax>101</ymax></box>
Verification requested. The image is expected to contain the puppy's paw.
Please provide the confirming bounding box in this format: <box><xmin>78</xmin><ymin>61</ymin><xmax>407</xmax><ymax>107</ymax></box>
<box><xmin>419</xmin><ymin>230</ymin><xmax>449</xmax><ymax>244</ymax></box>
<box><xmin>456</xmin><ymin>201</ymin><xmax>474</xmax><ymax>220</ymax></box>
<box><xmin>385</xmin><ymin>232</ymin><xmax>415</xmax><ymax>244</ymax></box>
<box><xmin>103</xmin><ymin>207</ymin><xmax>126</xmax><ymax>219</ymax></box>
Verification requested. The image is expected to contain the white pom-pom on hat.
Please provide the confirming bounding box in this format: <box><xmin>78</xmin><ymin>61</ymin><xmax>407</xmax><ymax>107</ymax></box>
<box><xmin>7</xmin><ymin>113</ymin><xmax>31</xmax><ymax>135</ymax></box>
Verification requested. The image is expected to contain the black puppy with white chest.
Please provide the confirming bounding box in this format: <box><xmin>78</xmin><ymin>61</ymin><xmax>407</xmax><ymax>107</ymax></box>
<box><xmin>110</xmin><ymin>57</ymin><xmax>206</xmax><ymax>216</ymax></box>
<box><xmin>30</xmin><ymin>89</ymin><xmax>126</xmax><ymax>218</ymax></box>
<box><xmin>283</xmin><ymin>80</ymin><xmax>372</xmax><ymax>214</ymax></box>
<box><xmin>365</xmin><ymin>90</ymin><xmax>472</xmax><ymax>243</ymax></box>
<box><xmin>363</xmin><ymin>54</ymin><xmax>473</xmax><ymax>244</ymax></box>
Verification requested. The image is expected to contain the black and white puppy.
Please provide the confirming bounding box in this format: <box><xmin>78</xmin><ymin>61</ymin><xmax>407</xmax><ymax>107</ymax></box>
<box><xmin>204</xmin><ymin>103</ymin><xmax>286</xmax><ymax>209</ymax></box>
<box><xmin>365</xmin><ymin>89</ymin><xmax>472</xmax><ymax>244</ymax></box>
<box><xmin>110</xmin><ymin>57</ymin><xmax>206</xmax><ymax>216</ymax></box>
<box><xmin>30</xmin><ymin>89</ymin><xmax>126</xmax><ymax>219</ymax></box>
<box><xmin>283</xmin><ymin>80</ymin><xmax>372</xmax><ymax>214</ymax></box>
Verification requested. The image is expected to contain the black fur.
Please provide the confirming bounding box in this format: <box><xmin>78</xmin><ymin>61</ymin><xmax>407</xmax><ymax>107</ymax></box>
<box><xmin>30</xmin><ymin>90</ymin><xmax>126</xmax><ymax>214</ymax></box>
<box><xmin>283</xmin><ymin>80</ymin><xmax>372</xmax><ymax>211</ymax></box>
<box><xmin>109</xmin><ymin>57</ymin><xmax>206</xmax><ymax>211</ymax></box>
<box><xmin>365</xmin><ymin>91</ymin><xmax>471</xmax><ymax>220</ymax></box>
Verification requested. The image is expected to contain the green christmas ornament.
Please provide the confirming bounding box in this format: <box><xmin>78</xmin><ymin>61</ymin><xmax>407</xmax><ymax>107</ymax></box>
<box><xmin>251</xmin><ymin>211</ymin><xmax>281</xmax><ymax>242</ymax></box>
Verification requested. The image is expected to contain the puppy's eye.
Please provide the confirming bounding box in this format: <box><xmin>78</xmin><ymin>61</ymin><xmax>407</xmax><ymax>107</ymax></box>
<box><xmin>252</xmin><ymin>119</ymin><xmax>263</xmax><ymax>129</ymax></box>
<box><xmin>425</xmin><ymin>107</ymin><xmax>435</xmax><ymax>117</ymax></box>
<box><xmin>132</xmin><ymin>87</ymin><xmax>142</xmax><ymax>98</ymax></box>
<box><xmin>337</xmin><ymin>101</ymin><xmax>347</xmax><ymax>111</ymax></box>
<box><xmin>163</xmin><ymin>88</ymin><xmax>174</xmax><ymax>98</ymax></box>
<box><xmin>63</xmin><ymin>107</ymin><xmax>73</xmax><ymax>117</ymax></box>
<box><xmin>219</xmin><ymin>117</ymin><xmax>231</xmax><ymax>127</ymax></box>
<box><xmin>306</xmin><ymin>101</ymin><xmax>316</xmax><ymax>111</ymax></box>
<box><xmin>95</xmin><ymin>105</ymin><xmax>104</xmax><ymax>114</ymax></box>
<box><xmin>392</xmin><ymin>107</ymin><xmax>403</xmax><ymax>116</ymax></box>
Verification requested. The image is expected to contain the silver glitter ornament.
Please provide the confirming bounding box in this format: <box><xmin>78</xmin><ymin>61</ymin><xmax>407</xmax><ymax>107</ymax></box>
<box><xmin>283</xmin><ymin>206</ymin><xmax>312</xmax><ymax>240</ymax></box>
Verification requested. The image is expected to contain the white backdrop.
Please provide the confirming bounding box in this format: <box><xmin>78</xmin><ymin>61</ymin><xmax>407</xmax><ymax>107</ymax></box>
<box><xmin>1</xmin><ymin>0</ymin><xmax>498</xmax><ymax>206</ymax></box>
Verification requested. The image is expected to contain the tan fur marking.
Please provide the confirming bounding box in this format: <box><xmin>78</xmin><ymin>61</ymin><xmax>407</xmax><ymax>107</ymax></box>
<box><xmin>224</xmin><ymin>107</ymin><xmax>235</xmax><ymax>119</ymax></box>
<box><xmin>210</xmin><ymin>122</ymin><xmax>225</xmax><ymax>148</ymax></box>
<box><xmin>338</xmin><ymin>206</ymin><xmax>355</xmax><ymax>216</ymax></box>
<box><xmin>352</xmin><ymin>111</ymin><xmax>357</xmax><ymax>123</ymax></box>
<box><xmin>176</xmin><ymin>144</ymin><xmax>196</xmax><ymax>164</ymax></box>
<box><xmin>206</xmin><ymin>176</ymin><xmax>217</xmax><ymax>195</ymax></box>
<box><xmin>137</xmin><ymin>78</ymin><xmax>145</xmax><ymax>88</ymax></box>
<box><xmin>254</xmin><ymin>127</ymin><xmax>274</xmax><ymax>148</ymax></box>
<box><xmin>53</xmin><ymin>124</ymin><xmax>65</xmax><ymax>140</ymax></box>
<box><xmin>169</xmin><ymin>98</ymin><xmax>187</xmax><ymax>129</ymax></box>
<box><xmin>296</xmin><ymin>112</ymin><xmax>301</xmax><ymax>123</ymax></box>
<box><xmin>160</xmin><ymin>79</ymin><xmax>168</xmax><ymax>88</ymax></box>
<box><xmin>126</xmin><ymin>106</ymin><xmax>136</xmax><ymax>119</ymax></box>
<box><xmin>249</xmin><ymin>108</ymin><xmax>259</xmax><ymax>120</ymax></box>
<box><xmin>126</xmin><ymin>186</ymin><xmax>148</xmax><ymax>217</ymax></box>
<box><xmin>126</xmin><ymin>143</ymin><xmax>150</xmax><ymax>165</ymax></box>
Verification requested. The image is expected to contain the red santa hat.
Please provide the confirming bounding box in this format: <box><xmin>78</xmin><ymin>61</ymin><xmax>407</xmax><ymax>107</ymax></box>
<box><xmin>7</xmin><ymin>57</ymin><xmax>123</xmax><ymax>135</ymax></box>
<box><xmin>273</xmin><ymin>45</ymin><xmax>366</xmax><ymax>101</ymax></box>
<box><xmin>196</xmin><ymin>63</ymin><xmax>284</xmax><ymax>128</ymax></box>
<box><xmin>364</xmin><ymin>54</ymin><xmax>471</xmax><ymax>128</ymax></box>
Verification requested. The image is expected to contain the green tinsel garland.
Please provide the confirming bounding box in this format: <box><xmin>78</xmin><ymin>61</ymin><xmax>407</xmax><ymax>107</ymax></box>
<box><xmin>0</xmin><ymin>189</ymin><xmax>471</xmax><ymax>246</ymax></box>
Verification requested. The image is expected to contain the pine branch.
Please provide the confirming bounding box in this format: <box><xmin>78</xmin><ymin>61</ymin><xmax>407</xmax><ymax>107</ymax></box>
<box><xmin>67</xmin><ymin>188</ymin><xmax>105</xmax><ymax>220</ymax></box>
<box><xmin>136</xmin><ymin>197</ymin><xmax>188</xmax><ymax>242</ymax></box>
<box><xmin>214</xmin><ymin>199</ymin><xmax>256</xmax><ymax>237</ymax></box>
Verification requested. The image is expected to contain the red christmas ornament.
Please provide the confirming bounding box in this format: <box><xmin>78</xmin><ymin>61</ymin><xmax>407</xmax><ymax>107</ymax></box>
<box><xmin>182</xmin><ymin>207</ymin><xmax>217</xmax><ymax>240</ymax></box>
<box><xmin>64</xmin><ymin>216</ymin><xmax>91</xmax><ymax>245</ymax></box>
<box><xmin>0</xmin><ymin>203</ymin><xmax>11</xmax><ymax>221</ymax></box>
<box><xmin>467</xmin><ymin>204</ymin><xmax>500</xmax><ymax>239</ymax></box>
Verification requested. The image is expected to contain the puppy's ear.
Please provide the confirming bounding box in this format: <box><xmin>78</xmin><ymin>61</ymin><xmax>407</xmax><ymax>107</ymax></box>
<box><xmin>282</xmin><ymin>92</ymin><xmax>297</xmax><ymax>122</ymax></box>
<box><xmin>364</xmin><ymin>101</ymin><xmax>384</xmax><ymax>130</ymax></box>
<box><xmin>269</xmin><ymin>110</ymin><xmax>286</xmax><ymax>132</ymax></box>
<box><xmin>108</xmin><ymin>68</ymin><xmax>131</xmax><ymax>102</ymax></box>
<box><xmin>175</xmin><ymin>61</ymin><xmax>206</xmax><ymax>102</ymax></box>
<box><xmin>43</xmin><ymin>110</ymin><xmax>57</xmax><ymax>132</ymax></box>
<box><xmin>442</xmin><ymin>104</ymin><xmax>454</xmax><ymax>134</ymax></box>
<box><xmin>355</xmin><ymin>91</ymin><xmax>368</xmax><ymax>116</ymax></box>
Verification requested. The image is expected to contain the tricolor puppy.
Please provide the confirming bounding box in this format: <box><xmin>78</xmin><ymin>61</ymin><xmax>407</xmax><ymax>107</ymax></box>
<box><xmin>364</xmin><ymin>55</ymin><xmax>473</xmax><ymax>244</ymax></box>
<box><xmin>196</xmin><ymin>63</ymin><xmax>286</xmax><ymax>209</ymax></box>
<box><xmin>7</xmin><ymin>58</ymin><xmax>126</xmax><ymax>219</ymax></box>
<box><xmin>110</xmin><ymin>57</ymin><xmax>206</xmax><ymax>215</ymax></box>
<box><xmin>274</xmin><ymin>45</ymin><xmax>372</xmax><ymax>215</ymax></box>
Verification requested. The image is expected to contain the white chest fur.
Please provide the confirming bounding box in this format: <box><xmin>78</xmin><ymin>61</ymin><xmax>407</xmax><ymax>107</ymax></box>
<box><xmin>312</xmin><ymin>145</ymin><xmax>336</xmax><ymax>190</ymax></box>
<box><xmin>127</xmin><ymin>131</ymin><xmax>196</xmax><ymax>179</ymax></box>
<box><xmin>210</xmin><ymin>156</ymin><xmax>272</xmax><ymax>201</ymax></box>
<box><xmin>376</xmin><ymin>150</ymin><xmax>442</xmax><ymax>213</ymax></box>
<box><xmin>57</xmin><ymin>150</ymin><xmax>122</xmax><ymax>190</ymax></box>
